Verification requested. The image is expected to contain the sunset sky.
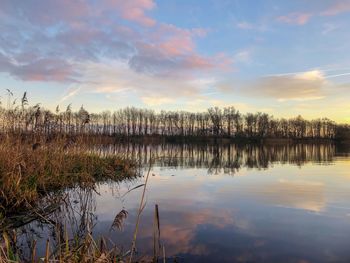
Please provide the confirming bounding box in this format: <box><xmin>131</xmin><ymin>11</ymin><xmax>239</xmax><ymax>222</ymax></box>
<box><xmin>0</xmin><ymin>0</ymin><xmax>349</xmax><ymax>123</ymax></box>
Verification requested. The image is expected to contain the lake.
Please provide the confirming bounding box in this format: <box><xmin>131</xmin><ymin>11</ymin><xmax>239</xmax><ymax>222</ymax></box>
<box><xmin>14</xmin><ymin>143</ymin><xmax>350</xmax><ymax>262</ymax></box>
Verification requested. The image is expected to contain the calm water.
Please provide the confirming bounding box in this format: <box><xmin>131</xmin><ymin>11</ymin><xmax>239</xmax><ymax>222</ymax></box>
<box><xmin>15</xmin><ymin>143</ymin><xmax>350</xmax><ymax>262</ymax></box>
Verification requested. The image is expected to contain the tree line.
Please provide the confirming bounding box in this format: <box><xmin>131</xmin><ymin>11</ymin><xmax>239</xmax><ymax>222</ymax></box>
<box><xmin>1</xmin><ymin>91</ymin><xmax>349</xmax><ymax>140</ymax></box>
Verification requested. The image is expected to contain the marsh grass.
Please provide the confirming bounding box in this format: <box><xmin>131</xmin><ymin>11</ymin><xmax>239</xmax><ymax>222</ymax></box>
<box><xmin>0</xmin><ymin>135</ymin><xmax>137</xmax><ymax>217</ymax></box>
<box><xmin>0</xmin><ymin>157</ymin><xmax>166</xmax><ymax>263</ymax></box>
<box><xmin>0</xmin><ymin>134</ymin><xmax>169</xmax><ymax>262</ymax></box>
<box><xmin>0</xmin><ymin>229</ymin><xmax>127</xmax><ymax>262</ymax></box>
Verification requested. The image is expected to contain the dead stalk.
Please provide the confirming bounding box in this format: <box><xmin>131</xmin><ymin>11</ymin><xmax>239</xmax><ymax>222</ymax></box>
<box><xmin>128</xmin><ymin>157</ymin><xmax>153</xmax><ymax>263</ymax></box>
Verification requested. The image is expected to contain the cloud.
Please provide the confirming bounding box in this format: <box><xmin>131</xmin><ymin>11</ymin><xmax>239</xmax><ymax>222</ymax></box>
<box><xmin>236</xmin><ymin>21</ymin><xmax>268</xmax><ymax>32</ymax></box>
<box><xmin>326</xmin><ymin>72</ymin><xmax>350</xmax><ymax>78</ymax></box>
<box><xmin>151</xmin><ymin>24</ymin><xmax>207</xmax><ymax>56</ymax></box>
<box><xmin>0</xmin><ymin>52</ymin><xmax>12</xmax><ymax>71</ymax></box>
<box><xmin>0</xmin><ymin>0</ymin><xmax>89</xmax><ymax>25</ymax></box>
<box><xmin>0</xmin><ymin>0</ymin><xmax>231</xmax><ymax>98</ymax></box>
<box><xmin>322</xmin><ymin>23</ymin><xmax>340</xmax><ymax>35</ymax></box>
<box><xmin>0</xmin><ymin>52</ymin><xmax>79</xmax><ymax>82</ymax></box>
<box><xmin>67</xmin><ymin>60</ymin><xmax>206</xmax><ymax>104</ymax></box>
<box><xmin>59</xmin><ymin>86</ymin><xmax>82</xmax><ymax>103</ymax></box>
<box><xmin>14</xmin><ymin>58</ymin><xmax>80</xmax><ymax>82</ymax></box>
<box><xmin>127</xmin><ymin>53</ymin><xmax>213</xmax><ymax>77</ymax></box>
<box><xmin>277</xmin><ymin>12</ymin><xmax>312</xmax><ymax>25</ymax></box>
<box><xmin>141</xmin><ymin>96</ymin><xmax>176</xmax><ymax>106</ymax></box>
<box><xmin>184</xmin><ymin>97</ymin><xmax>256</xmax><ymax>113</ymax></box>
<box><xmin>277</xmin><ymin>1</ymin><xmax>350</xmax><ymax>26</ymax></box>
<box><xmin>125</xmin><ymin>25</ymin><xmax>215</xmax><ymax>77</ymax></box>
<box><xmin>55</xmin><ymin>59</ymin><xmax>234</xmax><ymax>110</ymax></box>
<box><xmin>320</xmin><ymin>1</ymin><xmax>350</xmax><ymax>16</ymax></box>
<box><xmin>236</xmin><ymin>22</ymin><xmax>255</xmax><ymax>30</ymax></box>
<box><xmin>242</xmin><ymin>70</ymin><xmax>328</xmax><ymax>102</ymax></box>
<box><xmin>0</xmin><ymin>0</ymin><xmax>156</xmax><ymax>27</ymax></box>
<box><xmin>234</xmin><ymin>49</ymin><xmax>253</xmax><ymax>64</ymax></box>
<box><xmin>103</xmin><ymin>0</ymin><xmax>157</xmax><ymax>27</ymax></box>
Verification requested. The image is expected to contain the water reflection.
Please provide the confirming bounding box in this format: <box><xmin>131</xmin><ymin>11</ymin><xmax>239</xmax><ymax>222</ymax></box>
<box><xmin>13</xmin><ymin>188</ymin><xmax>97</xmax><ymax>259</ymax></box>
<box><xmin>93</xmin><ymin>143</ymin><xmax>338</xmax><ymax>172</ymax></box>
<box><xmin>9</xmin><ymin>143</ymin><xmax>350</xmax><ymax>262</ymax></box>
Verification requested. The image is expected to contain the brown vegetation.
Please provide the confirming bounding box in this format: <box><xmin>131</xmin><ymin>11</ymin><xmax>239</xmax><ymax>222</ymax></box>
<box><xmin>0</xmin><ymin>153</ymin><xmax>159</xmax><ymax>263</ymax></box>
<box><xmin>0</xmin><ymin>135</ymin><xmax>137</xmax><ymax>216</ymax></box>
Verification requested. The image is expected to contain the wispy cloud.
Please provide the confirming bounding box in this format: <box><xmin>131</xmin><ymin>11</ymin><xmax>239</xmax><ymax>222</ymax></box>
<box><xmin>322</xmin><ymin>23</ymin><xmax>340</xmax><ymax>35</ymax></box>
<box><xmin>234</xmin><ymin>49</ymin><xmax>253</xmax><ymax>64</ymax></box>
<box><xmin>110</xmin><ymin>0</ymin><xmax>157</xmax><ymax>27</ymax></box>
<box><xmin>236</xmin><ymin>21</ymin><xmax>268</xmax><ymax>32</ymax></box>
<box><xmin>0</xmin><ymin>53</ymin><xmax>80</xmax><ymax>82</ymax></box>
<box><xmin>320</xmin><ymin>1</ymin><xmax>350</xmax><ymax>16</ymax></box>
<box><xmin>236</xmin><ymin>22</ymin><xmax>255</xmax><ymax>30</ymax></box>
<box><xmin>59</xmin><ymin>86</ymin><xmax>81</xmax><ymax>103</ymax></box>
<box><xmin>277</xmin><ymin>12</ymin><xmax>312</xmax><ymax>25</ymax></box>
<box><xmin>238</xmin><ymin>70</ymin><xmax>329</xmax><ymax>102</ymax></box>
<box><xmin>325</xmin><ymin>72</ymin><xmax>350</xmax><ymax>78</ymax></box>
<box><xmin>141</xmin><ymin>96</ymin><xmax>175</xmax><ymax>106</ymax></box>
<box><xmin>70</xmin><ymin>60</ymin><xmax>213</xmax><ymax>106</ymax></box>
<box><xmin>266</xmin><ymin>68</ymin><xmax>350</xmax><ymax>80</ymax></box>
<box><xmin>277</xmin><ymin>1</ymin><xmax>350</xmax><ymax>26</ymax></box>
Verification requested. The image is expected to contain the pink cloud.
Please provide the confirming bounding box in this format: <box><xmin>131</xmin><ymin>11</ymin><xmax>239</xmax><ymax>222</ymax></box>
<box><xmin>277</xmin><ymin>12</ymin><xmax>312</xmax><ymax>25</ymax></box>
<box><xmin>11</xmin><ymin>58</ymin><xmax>79</xmax><ymax>82</ymax></box>
<box><xmin>150</xmin><ymin>24</ymin><xmax>208</xmax><ymax>57</ymax></box>
<box><xmin>155</xmin><ymin>24</ymin><xmax>196</xmax><ymax>56</ymax></box>
<box><xmin>105</xmin><ymin>0</ymin><xmax>156</xmax><ymax>26</ymax></box>
<box><xmin>184</xmin><ymin>55</ymin><xmax>213</xmax><ymax>69</ymax></box>
<box><xmin>182</xmin><ymin>53</ymin><xmax>233</xmax><ymax>73</ymax></box>
<box><xmin>0</xmin><ymin>0</ymin><xmax>226</xmax><ymax>84</ymax></box>
<box><xmin>277</xmin><ymin>2</ymin><xmax>350</xmax><ymax>26</ymax></box>
<box><xmin>321</xmin><ymin>1</ymin><xmax>350</xmax><ymax>16</ymax></box>
<box><xmin>0</xmin><ymin>0</ymin><xmax>90</xmax><ymax>26</ymax></box>
<box><xmin>128</xmin><ymin>24</ymin><xmax>230</xmax><ymax>75</ymax></box>
<box><xmin>159</xmin><ymin>39</ymin><xmax>194</xmax><ymax>56</ymax></box>
<box><xmin>214</xmin><ymin>53</ymin><xmax>234</xmax><ymax>71</ymax></box>
<box><xmin>0</xmin><ymin>0</ymin><xmax>157</xmax><ymax>27</ymax></box>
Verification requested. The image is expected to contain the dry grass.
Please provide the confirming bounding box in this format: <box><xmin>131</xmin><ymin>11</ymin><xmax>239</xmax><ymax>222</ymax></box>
<box><xmin>0</xmin><ymin>229</ymin><xmax>128</xmax><ymax>263</ymax></box>
<box><xmin>0</xmin><ymin>155</ymin><xmax>164</xmax><ymax>263</ymax></box>
<box><xmin>0</xmin><ymin>135</ymin><xmax>137</xmax><ymax>216</ymax></box>
<box><xmin>0</xmin><ymin>136</ymin><xmax>167</xmax><ymax>262</ymax></box>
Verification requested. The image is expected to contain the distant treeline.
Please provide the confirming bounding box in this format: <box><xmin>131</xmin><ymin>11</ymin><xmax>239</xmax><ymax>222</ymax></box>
<box><xmin>2</xmin><ymin>91</ymin><xmax>350</xmax><ymax>141</ymax></box>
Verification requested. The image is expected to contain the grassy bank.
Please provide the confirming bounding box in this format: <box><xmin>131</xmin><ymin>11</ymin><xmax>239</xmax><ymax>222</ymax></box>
<box><xmin>0</xmin><ymin>135</ymin><xmax>138</xmax><ymax>216</ymax></box>
<box><xmin>0</xmin><ymin>136</ymin><xmax>155</xmax><ymax>262</ymax></box>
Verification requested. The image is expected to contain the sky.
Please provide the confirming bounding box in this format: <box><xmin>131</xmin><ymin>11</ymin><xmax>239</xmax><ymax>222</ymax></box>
<box><xmin>0</xmin><ymin>0</ymin><xmax>350</xmax><ymax>123</ymax></box>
